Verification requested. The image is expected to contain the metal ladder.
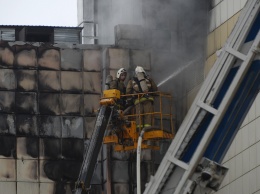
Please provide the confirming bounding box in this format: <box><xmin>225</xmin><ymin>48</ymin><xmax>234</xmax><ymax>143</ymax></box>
<box><xmin>144</xmin><ymin>1</ymin><xmax>260</xmax><ymax>193</ymax></box>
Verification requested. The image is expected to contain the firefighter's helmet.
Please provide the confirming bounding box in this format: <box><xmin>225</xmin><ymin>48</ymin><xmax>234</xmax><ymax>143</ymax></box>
<box><xmin>116</xmin><ymin>68</ymin><xmax>127</xmax><ymax>78</ymax></box>
<box><xmin>135</xmin><ymin>66</ymin><xmax>146</xmax><ymax>75</ymax></box>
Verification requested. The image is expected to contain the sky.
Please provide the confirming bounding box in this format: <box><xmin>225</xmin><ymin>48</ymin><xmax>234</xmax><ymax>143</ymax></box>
<box><xmin>0</xmin><ymin>0</ymin><xmax>78</xmax><ymax>26</ymax></box>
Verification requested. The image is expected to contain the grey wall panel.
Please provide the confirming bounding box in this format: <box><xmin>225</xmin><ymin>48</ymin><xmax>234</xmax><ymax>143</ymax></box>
<box><xmin>84</xmin><ymin>72</ymin><xmax>101</xmax><ymax>94</ymax></box>
<box><xmin>112</xmin><ymin>183</ymin><xmax>129</xmax><ymax>194</ymax></box>
<box><xmin>111</xmin><ymin>151</ymin><xmax>130</xmax><ymax>161</ymax></box>
<box><xmin>84</xmin><ymin>94</ymin><xmax>100</xmax><ymax>116</ymax></box>
<box><xmin>61</xmin><ymin>116</ymin><xmax>84</xmax><ymax>138</ymax></box>
<box><xmin>0</xmin><ymin>45</ymin><xmax>14</xmax><ymax>67</ymax></box>
<box><xmin>83</xmin><ymin>50</ymin><xmax>101</xmax><ymax>71</ymax></box>
<box><xmin>17</xmin><ymin>159</ymin><xmax>38</xmax><ymax>182</ymax></box>
<box><xmin>38</xmin><ymin>48</ymin><xmax>60</xmax><ymax>70</ymax></box>
<box><xmin>0</xmin><ymin>91</ymin><xmax>15</xmax><ymax>113</ymax></box>
<box><xmin>112</xmin><ymin>161</ymin><xmax>129</xmax><ymax>182</ymax></box>
<box><xmin>60</xmin><ymin>94</ymin><xmax>83</xmax><ymax>115</ymax></box>
<box><xmin>0</xmin><ymin>114</ymin><xmax>15</xmax><ymax>134</ymax></box>
<box><xmin>61</xmin><ymin>71</ymin><xmax>82</xmax><ymax>92</ymax></box>
<box><xmin>0</xmin><ymin>182</ymin><xmax>16</xmax><ymax>193</ymax></box>
<box><xmin>108</xmin><ymin>48</ymin><xmax>130</xmax><ymax>70</ymax></box>
<box><xmin>0</xmin><ymin>159</ymin><xmax>16</xmax><ymax>181</ymax></box>
<box><xmin>17</xmin><ymin>70</ymin><xmax>37</xmax><ymax>91</ymax></box>
<box><xmin>0</xmin><ymin>69</ymin><xmax>15</xmax><ymax>90</ymax></box>
<box><xmin>17</xmin><ymin>182</ymin><xmax>39</xmax><ymax>194</ymax></box>
<box><xmin>39</xmin><ymin>183</ymin><xmax>55</xmax><ymax>193</ymax></box>
<box><xmin>39</xmin><ymin>93</ymin><xmax>60</xmax><ymax>115</ymax></box>
<box><xmin>39</xmin><ymin>70</ymin><xmax>61</xmax><ymax>92</ymax></box>
<box><xmin>39</xmin><ymin>138</ymin><xmax>61</xmax><ymax>159</ymax></box>
<box><xmin>16</xmin><ymin>137</ymin><xmax>38</xmax><ymax>159</ymax></box>
<box><xmin>16</xmin><ymin>92</ymin><xmax>37</xmax><ymax>114</ymax></box>
<box><xmin>61</xmin><ymin>49</ymin><xmax>82</xmax><ymax>71</ymax></box>
<box><xmin>84</xmin><ymin>116</ymin><xmax>95</xmax><ymax>139</ymax></box>
<box><xmin>16</xmin><ymin>115</ymin><xmax>38</xmax><ymax>136</ymax></box>
<box><xmin>91</xmin><ymin>162</ymin><xmax>102</xmax><ymax>184</ymax></box>
<box><xmin>38</xmin><ymin>116</ymin><xmax>61</xmax><ymax>138</ymax></box>
<box><xmin>15</xmin><ymin>48</ymin><xmax>37</xmax><ymax>68</ymax></box>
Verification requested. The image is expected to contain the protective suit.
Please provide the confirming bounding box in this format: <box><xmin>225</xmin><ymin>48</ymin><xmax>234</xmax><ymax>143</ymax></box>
<box><xmin>126</xmin><ymin>66</ymin><xmax>157</xmax><ymax>127</ymax></box>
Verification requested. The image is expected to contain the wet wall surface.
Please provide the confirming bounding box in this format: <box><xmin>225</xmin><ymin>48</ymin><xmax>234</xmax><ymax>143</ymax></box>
<box><xmin>0</xmin><ymin>42</ymin><xmax>102</xmax><ymax>194</ymax></box>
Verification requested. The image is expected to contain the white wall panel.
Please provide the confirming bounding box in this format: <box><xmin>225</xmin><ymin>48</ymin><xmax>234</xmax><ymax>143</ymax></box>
<box><xmin>216</xmin><ymin>4</ymin><xmax>221</xmax><ymax>28</ymax></box>
<box><xmin>229</xmin><ymin>157</ymin><xmax>236</xmax><ymax>182</ymax></box>
<box><xmin>235</xmin><ymin>177</ymin><xmax>243</xmax><ymax>194</ymax></box>
<box><xmin>209</xmin><ymin>8</ymin><xmax>216</xmax><ymax>32</ymax></box>
<box><xmin>255</xmin><ymin>93</ymin><xmax>260</xmax><ymax>118</ymax></box>
<box><xmin>249</xmin><ymin>145</ymin><xmax>257</xmax><ymax>170</ymax></box>
<box><xmin>235</xmin><ymin>153</ymin><xmax>243</xmax><ymax>177</ymax></box>
<box><xmin>235</xmin><ymin>129</ymin><xmax>243</xmax><ymax>155</ymax></box>
<box><xmin>257</xmin><ymin>142</ymin><xmax>260</xmax><ymax>165</ymax></box>
<box><xmin>248</xmin><ymin>100</ymin><xmax>256</xmax><ymax>123</ymax></box>
<box><xmin>257</xmin><ymin>166</ymin><xmax>260</xmax><ymax>191</ymax></box>
<box><xmin>228</xmin><ymin>135</ymin><xmax>236</xmax><ymax>159</ymax></box>
<box><xmin>249</xmin><ymin>169</ymin><xmax>257</xmax><ymax>193</ymax></box>
<box><xmin>234</xmin><ymin>0</ymin><xmax>241</xmax><ymax>14</ymax></box>
<box><xmin>220</xmin><ymin>0</ymin><xmax>228</xmax><ymax>24</ymax></box>
<box><xmin>242</xmin><ymin>149</ymin><xmax>250</xmax><ymax>174</ymax></box>
<box><xmin>248</xmin><ymin>121</ymin><xmax>256</xmax><ymax>146</ymax></box>
<box><xmin>256</xmin><ymin>118</ymin><xmax>260</xmax><ymax>142</ymax></box>
<box><xmin>242</xmin><ymin>172</ymin><xmax>250</xmax><ymax>194</ymax></box>
<box><xmin>241</xmin><ymin>125</ymin><xmax>249</xmax><ymax>151</ymax></box>
<box><xmin>227</xmin><ymin>0</ymin><xmax>234</xmax><ymax>18</ymax></box>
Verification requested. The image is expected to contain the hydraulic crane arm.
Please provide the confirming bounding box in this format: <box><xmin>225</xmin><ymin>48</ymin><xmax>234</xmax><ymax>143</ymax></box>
<box><xmin>144</xmin><ymin>1</ymin><xmax>260</xmax><ymax>193</ymax></box>
<box><xmin>74</xmin><ymin>105</ymin><xmax>113</xmax><ymax>194</ymax></box>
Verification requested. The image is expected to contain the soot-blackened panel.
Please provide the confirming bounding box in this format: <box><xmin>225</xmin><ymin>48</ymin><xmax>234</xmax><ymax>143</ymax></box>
<box><xmin>16</xmin><ymin>70</ymin><xmax>37</xmax><ymax>91</ymax></box>
<box><xmin>38</xmin><ymin>48</ymin><xmax>60</xmax><ymax>70</ymax></box>
<box><xmin>17</xmin><ymin>115</ymin><xmax>38</xmax><ymax>136</ymax></box>
<box><xmin>40</xmin><ymin>138</ymin><xmax>61</xmax><ymax>159</ymax></box>
<box><xmin>0</xmin><ymin>69</ymin><xmax>15</xmax><ymax>90</ymax></box>
<box><xmin>16</xmin><ymin>92</ymin><xmax>37</xmax><ymax>114</ymax></box>
<box><xmin>61</xmin><ymin>71</ymin><xmax>82</xmax><ymax>92</ymax></box>
<box><xmin>40</xmin><ymin>160</ymin><xmax>81</xmax><ymax>182</ymax></box>
<box><xmin>61</xmin><ymin>138</ymin><xmax>84</xmax><ymax>160</ymax></box>
<box><xmin>60</xmin><ymin>94</ymin><xmax>83</xmax><ymax>115</ymax></box>
<box><xmin>0</xmin><ymin>114</ymin><xmax>15</xmax><ymax>134</ymax></box>
<box><xmin>0</xmin><ymin>43</ymin><xmax>14</xmax><ymax>68</ymax></box>
<box><xmin>15</xmin><ymin>45</ymin><xmax>37</xmax><ymax>68</ymax></box>
<box><xmin>61</xmin><ymin>49</ymin><xmax>82</xmax><ymax>71</ymax></box>
<box><xmin>0</xmin><ymin>135</ymin><xmax>16</xmax><ymax>158</ymax></box>
<box><xmin>0</xmin><ymin>91</ymin><xmax>15</xmax><ymax>113</ymax></box>
<box><xmin>16</xmin><ymin>137</ymin><xmax>39</xmax><ymax>159</ymax></box>
<box><xmin>38</xmin><ymin>116</ymin><xmax>61</xmax><ymax>137</ymax></box>
<box><xmin>88</xmin><ymin>185</ymin><xmax>103</xmax><ymax>194</ymax></box>
<box><xmin>84</xmin><ymin>94</ymin><xmax>100</xmax><ymax>116</ymax></box>
<box><xmin>61</xmin><ymin>116</ymin><xmax>83</xmax><ymax>138</ymax></box>
<box><xmin>39</xmin><ymin>70</ymin><xmax>61</xmax><ymax>92</ymax></box>
<box><xmin>83</xmin><ymin>72</ymin><xmax>101</xmax><ymax>94</ymax></box>
<box><xmin>39</xmin><ymin>93</ymin><xmax>60</xmax><ymax>115</ymax></box>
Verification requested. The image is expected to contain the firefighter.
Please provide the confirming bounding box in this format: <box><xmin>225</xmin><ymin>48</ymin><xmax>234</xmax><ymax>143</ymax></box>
<box><xmin>109</xmin><ymin>68</ymin><xmax>127</xmax><ymax>95</ymax></box>
<box><xmin>126</xmin><ymin>66</ymin><xmax>158</xmax><ymax>128</ymax></box>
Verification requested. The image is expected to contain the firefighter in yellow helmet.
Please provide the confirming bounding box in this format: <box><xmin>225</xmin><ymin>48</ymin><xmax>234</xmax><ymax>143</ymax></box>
<box><xmin>126</xmin><ymin>66</ymin><xmax>157</xmax><ymax>128</ymax></box>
